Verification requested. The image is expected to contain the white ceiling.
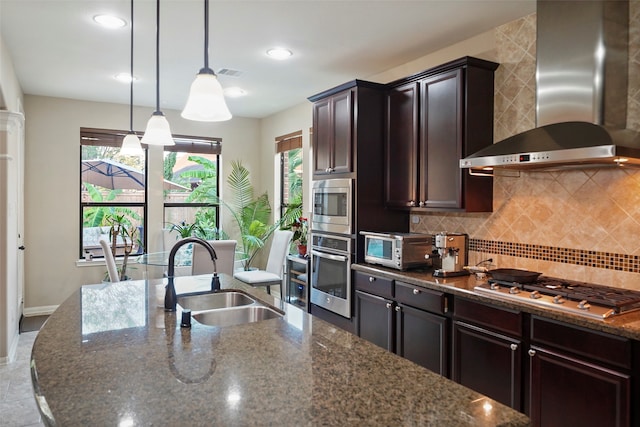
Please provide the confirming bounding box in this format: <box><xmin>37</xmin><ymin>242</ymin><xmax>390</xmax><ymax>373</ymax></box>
<box><xmin>0</xmin><ymin>0</ymin><xmax>535</xmax><ymax>119</ymax></box>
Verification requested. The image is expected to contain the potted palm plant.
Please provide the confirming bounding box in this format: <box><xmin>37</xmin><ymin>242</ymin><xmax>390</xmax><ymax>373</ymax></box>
<box><xmin>216</xmin><ymin>161</ymin><xmax>280</xmax><ymax>270</ymax></box>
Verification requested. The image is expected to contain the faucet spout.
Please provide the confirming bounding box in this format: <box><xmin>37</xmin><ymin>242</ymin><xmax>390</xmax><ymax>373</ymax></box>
<box><xmin>165</xmin><ymin>237</ymin><xmax>218</xmax><ymax>311</ymax></box>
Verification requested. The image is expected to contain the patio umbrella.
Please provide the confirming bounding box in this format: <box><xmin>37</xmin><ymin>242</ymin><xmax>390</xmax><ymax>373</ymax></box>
<box><xmin>81</xmin><ymin>159</ymin><xmax>189</xmax><ymax>191</ymax></box>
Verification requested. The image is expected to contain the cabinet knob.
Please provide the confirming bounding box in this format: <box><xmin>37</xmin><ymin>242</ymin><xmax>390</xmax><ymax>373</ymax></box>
<box><xmin>409</xmin><ymin>200</ymin><xmax>415</xmax><ymax>207</ymax></box>
<box><xmin>418</xmin><ymin>201</ymin><xmax>425</xmax><ymax>207</ymax></box>
<box><xmin>368</xmin><ymin>276</ymin><xmax>376</xmax><ymax>283</ymax></box>
<box><xmin>386</xmin><ymin>302</ymin><xmax>392</xmax><ymax>309</ymax></box>
<box><xmin>528</xmin><ymin>349</ymin><xmax>536</xmax><ymax>357</ymax></box>
<box><xmin>395</xmin><ymin>306</ymin><xmax>401</xmax><ymax>312</ymax></box>
<box><xmin>412</xmin><ymin>288</ymin><xmax>420</xmax><ymax>295</ymax></box>
<box><xmin>510</xmin><ymin>344</ymin><xmax>518</xmax><ymax>351</ymax></box>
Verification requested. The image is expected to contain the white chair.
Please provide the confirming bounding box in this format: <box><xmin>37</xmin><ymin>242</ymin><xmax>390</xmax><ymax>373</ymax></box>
<box><xmin>233</xmin><ymin>230</ymin><xmax>293</xmax><ymax>294</ymax></box>
<box><xmin>99</xmin><ymin>238</ymin><xmax>120</xmax><ymax>283</ymax></box>
<box><xmin>192</xmin><ymin>240</ymin><xmax>237</xmax><ymax>276</ymax></box>
<box><xmin>162</xmin><ymin>228</ymin><xmax>191</xmax><ymax>276</ymax></box>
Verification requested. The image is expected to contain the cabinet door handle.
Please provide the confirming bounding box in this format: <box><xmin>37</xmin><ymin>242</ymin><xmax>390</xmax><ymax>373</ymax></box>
<box><xmin>395</xmin><ymin>306</ymin><xmax>401</xmax><ymax>312</ymax></box>
<box><xmin>528</xmin><ymin>349</ymin><xmax>536</xmax><ymax>357</ymax></box>
<box><xmin>412</xmin><ymin>288</ymin><xmax>420</xmax><ymax>295</ymax></box>
<box><xmin>418</xmin><ymin>201</ymin><xmax>425</xmax><ymax>207</ymax></box>
<box><xmin>409</xmin><ymin>200</ymin><xmax>415</xmax><ymax>207</ymax></box>
<box><xmin>368</xmin><ymin>276</ymin><xmax>376</xmax><ymax>283</ymax></box>
<box><xmin>510</xmin><ymin>344</ymin><xmax>518</xmax><ymax>351</ymax></box>
<box><xmin>386</xmin><ymin>302</ymin><xmax>392</xmax><ymax>309</ymax></box>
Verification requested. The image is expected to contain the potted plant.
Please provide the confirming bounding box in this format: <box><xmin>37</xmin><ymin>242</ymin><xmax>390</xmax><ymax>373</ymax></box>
<box><xmin>105</xmin><ymin>214</ymin><xmax>139</xmax><ymax>281</ymax></box>
<box><xmin>214</xmin><ymin>161</ymin><xmax>280</xmax><ymax>270</ymax></box>
<box><xmin>289</xmin><ymin>217</ymin><xmax>308</xmax><ymax>257</ymax></box>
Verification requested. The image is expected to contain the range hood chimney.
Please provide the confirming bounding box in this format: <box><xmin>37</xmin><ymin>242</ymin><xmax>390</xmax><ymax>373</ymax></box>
<box><xmin>460</xmin><ymin>0</ymin><xmax>640</xmax><ymax>171</ymax></box>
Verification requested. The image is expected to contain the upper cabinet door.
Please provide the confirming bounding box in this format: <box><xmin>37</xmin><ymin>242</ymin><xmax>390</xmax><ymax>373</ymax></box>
<box><xmin>331</xmin><ymin>91</ymin><xmax>353</xmax><ymax>175</ymax></box>
<box><xmin>420</xmin><ymin>69</ymin><xmax>463</xmax><ymax>209</ymax></box>
<box><xmin>385</xmin><ymin>82</ymin><xmax>419</xmax><ymax>208</ymax></box>
<box><xmin>312</xmin><ymin>90</ymin><xmax>353</xmax><ymax>177</ymax></box>
<box><xmin>313</xmin><ymin>98</ymin><xmax>332</xmax><ymax>175</ymax></box>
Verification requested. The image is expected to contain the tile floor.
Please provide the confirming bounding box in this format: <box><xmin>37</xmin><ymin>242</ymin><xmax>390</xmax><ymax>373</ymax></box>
<box><xmin>0</xmin><ymin>332</ymin><xmax>44</xmax><ymax>427</ymax></box>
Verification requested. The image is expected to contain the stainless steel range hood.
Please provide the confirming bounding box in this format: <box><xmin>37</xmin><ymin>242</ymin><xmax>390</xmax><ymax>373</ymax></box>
<box><xmin>460</xmin><ymin>0</ymin><xmax>640</xmax><ymax>171</ymax></box>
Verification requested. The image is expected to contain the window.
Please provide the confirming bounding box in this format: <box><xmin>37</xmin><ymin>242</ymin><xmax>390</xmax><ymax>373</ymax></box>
<box><xmin>277</xmin><ymin>131</ymin><xmax>303</xmax><ymax>218</ymax></box>
<box><xmin>80</xmin><ymin>128</ymin><xmax>147</xmax><ymax>259</ymax></box>
<box><xmin>163</xmin><ymin>136</ymin><xmax>222</xmax><ymax>240</ymax></box>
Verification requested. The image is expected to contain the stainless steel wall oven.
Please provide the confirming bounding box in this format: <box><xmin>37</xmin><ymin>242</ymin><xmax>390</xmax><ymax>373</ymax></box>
<box><xmin>311</xmin><ymin>178</ymin><xmax>352</xmax><ymax>235</ymax></box>
<box><xmin>310</xmin><ymin>232</ymin><xmax>352</xmax><ymax>318</ymax></box>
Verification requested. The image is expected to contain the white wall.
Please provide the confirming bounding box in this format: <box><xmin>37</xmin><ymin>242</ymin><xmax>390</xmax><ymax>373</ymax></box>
<box><xmin>23</xmin><ymin>95</ymin><xmax>261</xmax><ymax>311</ymax></box>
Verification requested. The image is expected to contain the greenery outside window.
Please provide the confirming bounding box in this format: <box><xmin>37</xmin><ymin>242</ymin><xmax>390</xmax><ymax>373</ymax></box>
<box><xmin>277</xmin><ymin>131</ymin><xmax>303</xmax><ymax>219</ymax></box>
<box><xmin>163</xmin><ymin>136</ymin><xmax>222</xmax><ymax>239</ymax></box>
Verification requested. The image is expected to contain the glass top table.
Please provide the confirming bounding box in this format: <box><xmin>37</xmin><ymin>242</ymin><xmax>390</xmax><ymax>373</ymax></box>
<box><xmin>136</xmin><ymin>250</ymin><xmax>247</xmax><ymax>267</ymax></box>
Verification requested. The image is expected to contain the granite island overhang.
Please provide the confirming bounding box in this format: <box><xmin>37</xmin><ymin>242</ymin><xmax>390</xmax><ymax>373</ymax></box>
<box><xmin>30</xmin><ymin>274</ymin><xmax>530</xmax><ymax>426</ymax></box>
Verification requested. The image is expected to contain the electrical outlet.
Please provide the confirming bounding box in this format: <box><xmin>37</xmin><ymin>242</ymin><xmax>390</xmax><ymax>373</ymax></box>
<box><xmin>411</xmin><ymin>215</ymin><xmax>420</xmax><ymax>224</ymax></box>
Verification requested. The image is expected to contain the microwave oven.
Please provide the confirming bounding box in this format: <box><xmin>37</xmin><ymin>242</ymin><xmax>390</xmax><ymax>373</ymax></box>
<box><xmin>311</xmin><ymin>179</ymin><xmax>352</xmax><ymax>234</ymax></box>
<box><xmin>360</xmin><ymin>231</ymin><xmax>434</xmax><ymax>270</ymax></box>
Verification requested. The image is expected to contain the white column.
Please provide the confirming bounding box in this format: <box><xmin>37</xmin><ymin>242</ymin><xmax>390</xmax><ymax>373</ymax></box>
<box><xmin>0</xmin><ymin>111</ymin><xmax>25</xmax><ymax>364</ymax></box>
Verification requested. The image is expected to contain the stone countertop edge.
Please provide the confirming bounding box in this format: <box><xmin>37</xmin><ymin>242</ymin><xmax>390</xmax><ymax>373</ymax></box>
<box><xmin>30</xmin><ymin>273</ymin><xmax>531</xmax><ymax>427</ymax></box>
<box><xmin>351</xmin><ymin>263</ymin><xmax>640</xmax><ymax>341</ymax></box>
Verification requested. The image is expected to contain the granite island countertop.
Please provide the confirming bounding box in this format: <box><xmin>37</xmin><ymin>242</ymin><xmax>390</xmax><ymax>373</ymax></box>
<box><xmin>31</xmin><ymin>274</ymin><xmax>530</xmax><ymax>426</ymax></box>
<box><xmin>352</xmin><ymin>263</ymin><xmax>640</xmax><ymax>341</ymax></box>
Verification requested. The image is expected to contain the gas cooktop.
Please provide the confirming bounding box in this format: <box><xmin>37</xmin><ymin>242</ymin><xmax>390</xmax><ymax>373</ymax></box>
<box><xmin>475</xmin><ymin>276</ymin><xmax>640</xmax><ymax>320</ymax></box>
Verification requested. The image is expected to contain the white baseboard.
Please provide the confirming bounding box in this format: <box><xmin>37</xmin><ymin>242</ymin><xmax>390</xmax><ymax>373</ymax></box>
<box><xmin>0</xmin><ymin>330</ymin><xmax>20</xmax><ymax>365</ymax></box>
<box><xmin>23</xmin><ymin>305</ymin><xmax>58</xmax><ymax>317</ymax></box>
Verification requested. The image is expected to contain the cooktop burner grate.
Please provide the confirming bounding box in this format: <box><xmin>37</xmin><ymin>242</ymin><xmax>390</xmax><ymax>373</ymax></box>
<box><xmin>488</xmin><ymin>277</ymin><xmax>640</xmax><ymax>313</ymax></box>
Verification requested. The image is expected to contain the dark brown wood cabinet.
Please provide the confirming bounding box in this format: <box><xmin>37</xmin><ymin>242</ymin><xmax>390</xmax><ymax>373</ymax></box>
<box><xmin>452</xmin><ymin>298</ymin><xmax>523</xmax><ymax>410</ymax></box>
<box><xmin>527</xmin><ymin>316</ymin><xmax>632</xmax><ymax>427</ymax></box>
<box><xmin>355</xmin><ymin>272</ymin><xmax>449</xmax><ymax>375</ymax></box>
<box><xmin>385</xmin><ymin>57</ymin><xmax>497</xmax><ymax>212</ymax></box>
<box><xmin>312</xmin><ymin>90</ymin><xmax>353</xmax><ymax>177</ymax></box>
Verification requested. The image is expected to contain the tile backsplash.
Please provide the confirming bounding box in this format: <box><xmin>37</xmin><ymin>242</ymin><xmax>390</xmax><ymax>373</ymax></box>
<box><xmin>411</xmin><ymin>4</ymin><xmax>640</xmax><ymax>290</ymax></box>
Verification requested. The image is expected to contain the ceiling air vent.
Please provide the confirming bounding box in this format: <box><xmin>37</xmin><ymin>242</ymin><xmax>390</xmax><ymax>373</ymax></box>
<box><xmin>217</xmin><ymin>68</ymin><xmax>242</xmax><ymax>77</ymax></box>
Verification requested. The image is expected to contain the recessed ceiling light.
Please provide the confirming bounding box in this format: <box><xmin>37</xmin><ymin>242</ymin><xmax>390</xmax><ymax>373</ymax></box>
<box><xmin>266</xmin><ymin>47</ymin><xmax>293</xmax><ymax>60</ymax></box>
<box><xmin>224</xmin><ymin>87</ymin><xmax>247</xmax><ymax>98</ymax></box>
<box><xmin>114</xmin><ymin>73</ymin><xmax>137</xmax><ymax>83</ymax></box>
<box><xmin>93</xmin><ymin>14</ymin><xmax>127</xmax><ymax>29</ymax></box>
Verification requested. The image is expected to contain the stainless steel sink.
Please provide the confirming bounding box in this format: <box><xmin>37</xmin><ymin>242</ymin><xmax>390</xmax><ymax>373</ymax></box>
<box><xmin>192</xmin><ymin>305</ymin><xmax>282</xmax><ymax>327</ymax></box>
<box><xmin>177</xmin><ymin>292</ymin><xmax>255</xmax><ymax>311</ymax></box>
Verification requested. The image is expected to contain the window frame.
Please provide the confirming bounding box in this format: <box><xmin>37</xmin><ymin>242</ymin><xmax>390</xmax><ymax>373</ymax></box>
<box><xmin>79</xmin><ymin>127</ymin><xmax>148</xmax><ymax>259</ymax></box>
<box><xmin>163</xmin><ymin>135</ymin><xmax>222</xmax><ymax>239</ymax></box>
<box><xmin>276</xmin><ymin>130</ymin><xmax>303</xmax><ymax>218</ymax></box>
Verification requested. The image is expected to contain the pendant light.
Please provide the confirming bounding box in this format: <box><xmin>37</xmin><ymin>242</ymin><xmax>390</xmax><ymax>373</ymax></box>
<box><xmin>141</xmin><ymin>0</ymin><xmax>174</xmax><ymax>146</ymax></box>
<box><xmin>181</xmin><ymin>0</ymin><xmax>232</xmax><ymax>122</ymax></box>
<box><xmin>119</xmin><ymin>0</ymin><xmax>143</xmax><ymax>156</ymax></box>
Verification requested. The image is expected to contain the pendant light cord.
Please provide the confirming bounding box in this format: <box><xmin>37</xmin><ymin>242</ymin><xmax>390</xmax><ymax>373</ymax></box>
<box><xmin>204</xmin><ymin>0</ymin><xmax>209</xmax><ymax>70</ymax></box>
<box><xmin>129</xmin><ymin>0</ymin><xmax>135</xmax><ymax>131</ymax></box>
<box><xmin>155</xmin><ymin>0</ymin><xmax>160</xmax><ymax>113</ymax></box>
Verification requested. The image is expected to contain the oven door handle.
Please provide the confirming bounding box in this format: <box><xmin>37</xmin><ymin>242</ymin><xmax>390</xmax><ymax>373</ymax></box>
<box><xmin>311</xmin><ymin>250</ymin><xmax>348</xmax><ymax>262</ymax></box>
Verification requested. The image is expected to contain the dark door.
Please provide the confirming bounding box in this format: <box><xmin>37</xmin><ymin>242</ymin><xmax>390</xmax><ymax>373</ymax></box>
<box><xmin>385</xmin><ymin>82</ymin><xmax>419</xmax><ymax>208</ymax></box>
<box><xmin>355</xmin><ymin>290</ymin><xmax>394</xmax><ymax>352</ymax></box>
<box><xmin>331</xmin><ymin>90</ymin><xmax>353</xmax><ymax>175</ymax></box>
<box><xmin>452</xmin><ymin>321</ymin><xmax>522</xmax><ymax>410</ymax></box>
<box><xmin>313</xmin><ymin>98</ymin><xmax>332</xmax><ymax>176</ymax></box>
<box><xmin>420</xmin><ymin>69</ymin><xmax>463</xmax><ymax>209</ymax></box>
<box><xmin>528</xmin><ymin>346</ymin><xmax>630</xmax><ymax>427</ymax></box>
<box><xmin>396</xmin><ymin>303</ymin><xmax>449</xmax><ymax>376</ymax></box>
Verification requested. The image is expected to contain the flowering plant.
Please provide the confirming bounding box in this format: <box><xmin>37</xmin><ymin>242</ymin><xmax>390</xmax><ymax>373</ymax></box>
<box><xmin>291</xmin><ymin>217</ymin><xmax>308</xmax><ymax>246</ymax></box>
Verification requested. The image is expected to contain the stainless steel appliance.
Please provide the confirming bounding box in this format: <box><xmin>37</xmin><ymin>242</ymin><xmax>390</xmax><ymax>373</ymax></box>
<box><xmin>433</xmin><ymin>232</ymin><xmax>469</xmax><ymax>277</ymax></box>
<box><xmin>460</xmin><ymin>0</ymin><xmax>640</xmax><ymax>172</ymax></box>
<box><xmin>475</xmin><ymin>274</ymin><xmax>640</xmax><ymax>320</ymax></box>
<box><xmin>360</xmin><ymin>231</ymin><xmax>433</xmax><ymax>270</ymax></box>
<box><xmin>310</xmin><ymin>232</ymin><xmax>352</xmax><ymax>318</ymax></box>
<box><xmin>311</xmin><ymin>179</ymin><xmax>352</xmax><ymax>235</ymax></box>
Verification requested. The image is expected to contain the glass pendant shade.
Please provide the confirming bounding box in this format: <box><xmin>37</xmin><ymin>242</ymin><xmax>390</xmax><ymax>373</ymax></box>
<box><xmin>120</xmin><ymin>132</ymin><xmax>143</xmax><ymax>156</ymax></box>
<box><xmin>141</xmin><ymin>112</ymin><xmax>175</xmax><ymax>146</ymax></box>
<box><xmin>182</xmin><ymin>70</ymin><xmax>232</xmax><ymax>122</ymax></box>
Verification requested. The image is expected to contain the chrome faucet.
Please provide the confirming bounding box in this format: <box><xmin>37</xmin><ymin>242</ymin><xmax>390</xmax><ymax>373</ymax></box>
<box><xmin>165</xmin><ymin>237</ymin><xmax>219</xmax><ymax>312</ymax></box>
